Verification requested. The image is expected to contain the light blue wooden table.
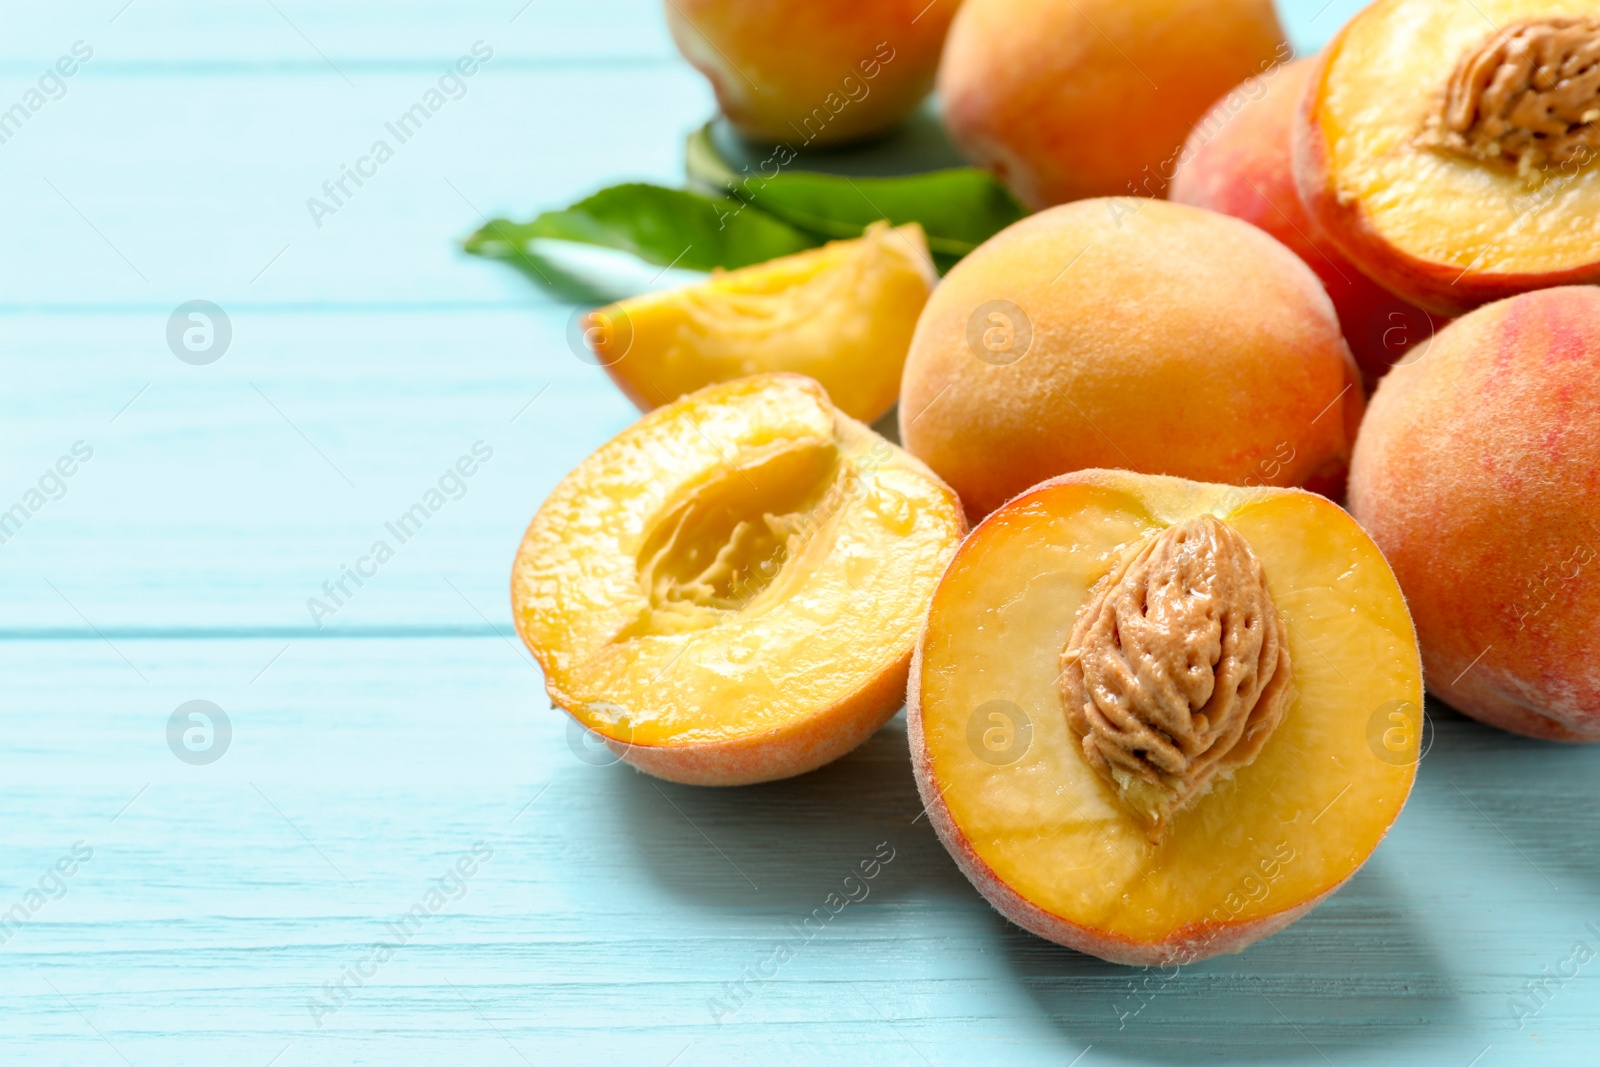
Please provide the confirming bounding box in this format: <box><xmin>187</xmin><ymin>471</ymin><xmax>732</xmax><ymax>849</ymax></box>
<box><xmin>3</xmin><ymin>2</ymin><xmax>1597</xmax><ymax>1063</ymax></box>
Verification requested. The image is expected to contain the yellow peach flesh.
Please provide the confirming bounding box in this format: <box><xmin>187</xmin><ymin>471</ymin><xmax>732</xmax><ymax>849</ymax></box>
<box><xmin>514</xmin><ymin>374</ymin><xmax>965</xmax><ymax>784</ymax></box>
<box><xmin>1304</xmin><ymin>0</ymin><xmax>1600</xmax><ymax>303</ymax></box>
<box><xmin>594</xmin><ymin>223</ymin><xmax>935</xmax><ymax>424</ymax></box>
<box><xmin>912</xmin><ymin>471</ymin><xmax>1420</xmax><ymax>958</ymax></box>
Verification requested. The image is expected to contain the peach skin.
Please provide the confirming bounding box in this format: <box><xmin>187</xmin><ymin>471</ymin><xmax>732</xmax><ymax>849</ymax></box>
<box><xmin>910</xmin><ymin>469</ymin><xmax>1422</xmax><ymax>963</ymax></box>
<box><xmin>898</xmin><ymin>198</ymin><xmax>1363</xmax><ymax>518</ymax></box>
<box><xmin>513</xmin><ymin>373</ymin><xmax>966</xmax><ymax>785</ymax></box>
<box><xmin>1350</xmin><ymin>286</ymin><xmax>1600</xmax><ymax>741</ymax></box>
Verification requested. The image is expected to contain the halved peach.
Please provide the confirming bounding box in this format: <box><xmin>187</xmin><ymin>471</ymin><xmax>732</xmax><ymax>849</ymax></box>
<box><xmin>1294</xmin><ymin>0</ymin><xmax>1600</xmax><ymax>316</ymax></box>
<box><xmin>514</xmin><ymin>373</ymin><xmax>966</xmax><ymax>786</ymax></box>
<box><xmin>1171</xmin><ymin>58</ymin><xmax>1446</xmax><ymax>384</ymax></box>
<box><xmin>909</xmin><ymin>469</ymin><xmax>1422</xmax><ymax>964</ymax></box>
<box><xmin>587</xmin><ymin>222</ymin><xmax>935</xmax><ymax>424</ymax></box>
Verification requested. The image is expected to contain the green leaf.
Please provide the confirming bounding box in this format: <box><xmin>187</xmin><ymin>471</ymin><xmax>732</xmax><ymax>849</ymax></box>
<box><xmin>717</xmin><ymin>168</ymin><xmax>1029</xmax><ymax>259</ymax></box>
<box><xmin>462</xmin><ymin>183</ymin><xmax>818</xmax><ymax>273</ymax></box>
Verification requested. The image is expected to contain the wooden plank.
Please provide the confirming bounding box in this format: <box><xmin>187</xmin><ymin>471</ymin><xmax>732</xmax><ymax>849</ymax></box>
<box><xmin>0</xmin><ymin>303</ymin><xmax>638</xmax><ymax>631</ymax></box>
<box><xmin>0</xmin><ymin>1</ymin><xmax>1350</xmax><ymax>630</ymax></box>
<box><xmin>0</xmin><ymin>0</ymin><xmax>679</xmax><ymax>66</ymax></box>
<box><xmin>0</xmin><ymin>61</ymin><xmax>685</xmax><ymax>628</ymax></box>
<box><xmin>4</xmin><ymin>1</ymin><xmax>1593</xmax><ymax>1064</ymax></box>
<box><xmin>2</xmin><ymin>639</ymin><xmax>1599</xmax><ymax>1063</ymax></box>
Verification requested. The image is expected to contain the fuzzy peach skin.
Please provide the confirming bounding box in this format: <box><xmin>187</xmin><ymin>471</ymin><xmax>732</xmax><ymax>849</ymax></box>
<box><xmin>1292</xmin><ymin>0</ymin><xmax>1600</xmax><ymax>318</ymax></box>
<box><xmin>1350</xmin><ymin>287</ymin><xmax>1600</xmax><ymax>741</ymax></box>
<box><xmin>939</xmin><ymin>0</ymin><xmax>1290</xmax><ymax>208</ymax></box>
<box><xmin>908</xmin><ymin>469</ymin><xmax>1421</xmax><ymax>964</ymax></box>
<box><xmin>602</xmin><ymin>651</ymin><xmax>911</xmax><ymax>785</ymax></box>
<box><xmin>908</xmin><ymin>671</ymin><xmax>1341</xmax><ymax>965</ymax></box>
<box><xmin>898</xmin><ymin>198</ymin><xmax>1364</xmax><ymax>518</ymax></box>
<box><xmin>664</xmin><ymin>0</ymin><xmax>960</xmax><ymax>147</ymax></box>
<box><xmin>512</xmin><ymin>374</ymin><xmax>967</xmax><ymax>786</ymax></box>
<box><xmin>1170</xmin><ymin>58</ymin><xmax>1445</xmax><ymax>385</ymax></box>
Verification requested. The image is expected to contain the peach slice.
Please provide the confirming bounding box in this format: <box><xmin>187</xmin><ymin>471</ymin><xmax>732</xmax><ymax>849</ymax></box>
<box><xmin>587</xmin><ymin>222</ymin><xmax>936</xmax><ymax>424</ymax></box>
<box><xmin>910</xmin><ymin>469</ymin><xmax>1422</xmax><ymax>964</ymax></box>
<box><xmin>1294</xmin><ymin>0</ymin><xmax>1600</xmax><ymax>317</ymax></box>
<box><xmin>513</xmin><ymin>373</ymin><xmax>965</xmax><ymax>786</ymax></box>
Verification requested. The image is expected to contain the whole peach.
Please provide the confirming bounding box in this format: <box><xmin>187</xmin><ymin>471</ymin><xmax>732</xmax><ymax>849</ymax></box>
<box><xmin>1170</xmin><ymin>58</ymin><xmax>1445</xmax><ymax>385</ymax></box>
<box><xmin>898</xmin><ymin>198</ymin><xmax>1364</xmax><ymax>518</ymax></box>
<box><xmin>1349</xmin><ymin>287</ymin><xmax>1600</xmax><ymax>741</ymax></box>
<box><xmin>938</xmin><ymin>0</ymin><xmax>1289</xmax><ymax>208</ymax></box>
<box><xmin>665</xmin><ymin>0</ymin><xmax>960</xmax><ymax>147</ymax></box>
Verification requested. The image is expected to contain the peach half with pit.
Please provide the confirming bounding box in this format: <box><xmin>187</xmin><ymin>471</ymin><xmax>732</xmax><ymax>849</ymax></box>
<box><xmin>586</xmin><ymin>223</ymin><xmax>935</xmax><ymax>425</ymax></box>
<box><xmin>1294</xmin><ymin>0</ymin><xmax>1600</xmax><ymax>316</ymax></box>
<box><xmin>513</xmin><ymin>373</ymin><xmax>966</xmax><ymax>786</ymax></box>
<box><xmin>909</xmin><ymin>469</ymin><xmax>1422</xmax><ymax>964</ymax></box>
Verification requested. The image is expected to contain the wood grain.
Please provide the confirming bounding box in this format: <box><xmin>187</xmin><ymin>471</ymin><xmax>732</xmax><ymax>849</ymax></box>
<box><xmin>2</xmin><ymin>1</ymin><xmax>1596</xmax><ymax>1063</ymax></box>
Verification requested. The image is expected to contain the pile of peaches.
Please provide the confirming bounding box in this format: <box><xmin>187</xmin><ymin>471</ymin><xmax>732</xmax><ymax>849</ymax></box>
<box><xmin>512</xmin><ymin>0</ymin><xmax>1600</xmax><ymax>966</ymax></box>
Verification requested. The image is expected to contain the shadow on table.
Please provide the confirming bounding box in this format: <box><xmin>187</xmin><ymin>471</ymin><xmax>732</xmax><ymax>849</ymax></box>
<box><xmin>999</xmin><ymin>840</ymin><xmax>1464</xmax><ymax>1062</ymax></box>
<box><xmin>598</xmin><ymin>702</ymin><xmax>1489</xmax><ymax>1063</ymax></box>
<box><xmin>601</xmin><ymin>711</ymin><xmax>972</xmax><ymax>911</ymax></box>
<box><xmin>1419</xmin><ymin>702</ymin><xmax>1600</xmax><ymax>897</ymax></box>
